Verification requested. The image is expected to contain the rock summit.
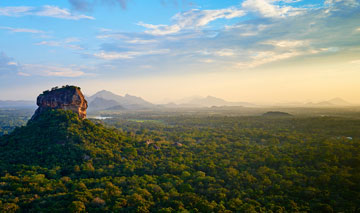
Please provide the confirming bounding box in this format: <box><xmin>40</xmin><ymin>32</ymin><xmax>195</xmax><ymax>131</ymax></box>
<box><xmin>31</xmin><ymin>86</ymin><xmax>88</xmax><ymax>120</ymax></box>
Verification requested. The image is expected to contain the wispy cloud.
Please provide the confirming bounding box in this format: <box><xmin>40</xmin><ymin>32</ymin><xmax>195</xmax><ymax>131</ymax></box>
<box><xmin>0</xmin><ymin>26</ymin><xmax>45</xmax><ymax>34</ymax></box>
<box><xmin>21</xmin><ymin>64</ymin><xmax>87</xmax><ymax>77</ymax></box>
<box><xmin>0</xmin><ymin>5</ymin><xmax>94</xmax><ymax>20</ymax></box>
<box><xmin>138</xmin><ymin>7</ymin><xmax>245</xmax><ymax>35</ymax></box>
<box><xmin>199</xmin><ymin>49</ymin><xmax>236</xmax><ymax>57</ymax></box>
<box><xmin>242</xmin><ymin>0</ymin><xmax>305</xmax><ymax>18</ymax></box>
<box><xmin>325</xmin><ymin>0</ymin><xmax>359</xmax><ymax>7</ymax></box>
<box><xmin>262</xmin><ymin>40</ymin><xmax>309</xmax><ymax>48</ymax></box>
<box><xmin>109</xmin><ymin>0</ymin><xmax>358</xmax><ymax>74</ymax></box>
<box><xmin>35</xmin><ymin>37</ymin><xmax>83</xmax><ymax>50</ymax></box>
<box><xmin>0</xmin><ymin>52</ymin><xmax>88</xmax><ymax>77</ymax></box>
<box><xmin>93</xmin><ymin>49</ymin><xmax>170</xmax><ymax>60</ymax></box>
<box><xmin>96</xmin><ymin>32</ymin><xmax>158</xmax><ymax>44</ymax></box>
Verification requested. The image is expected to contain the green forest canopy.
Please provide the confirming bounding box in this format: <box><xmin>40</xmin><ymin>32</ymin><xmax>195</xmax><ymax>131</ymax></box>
<box><xmin>0</xmin><ymin>109</ymin><xmax>359</xmax><ymax>212</ymax></box>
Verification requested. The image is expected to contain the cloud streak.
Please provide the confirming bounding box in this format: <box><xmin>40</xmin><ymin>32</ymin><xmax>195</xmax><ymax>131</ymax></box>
<box><xmin>138</xmin><ymin>7</ymin><xmax>245</xmax><ymax>35</ymax></box>
<box><xmin>35</xmin><ymin>38</ymin><xmax>84</xmax><ymax>50</ymax></box>
<box><xmin>92</xmin><ymin>49</ymin><xmax>170</xmax><ymax>60</ymax></box>
<box><xmin>21</xmin><ymin>64</ymin><xmax>86</xmax><ymax>77</ymax></box>
<box><xmin>0</xmin><ymin>52</ymin><xmax>88</xmax><ymax>77</ymax></box>
<box><xmin>0</xmin><ymin>5</ymin><xmax>94</xmax><ymax>20</ymax></box>
<box><xmin>0</xmin><ymin>26</ymin><xmax>45</xmax><ymax>34</ymax></box>
<box><xmin>242</xmin><ymin>0</ymin><xmax>305</xmax><ymax>18</ymax></box>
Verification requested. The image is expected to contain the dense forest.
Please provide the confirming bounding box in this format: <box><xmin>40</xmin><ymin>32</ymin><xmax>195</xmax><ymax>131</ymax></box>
<box><xmin>0</xmin><ymin>109</ymin><xmax>359</xmax><ymax>212</ymax></box>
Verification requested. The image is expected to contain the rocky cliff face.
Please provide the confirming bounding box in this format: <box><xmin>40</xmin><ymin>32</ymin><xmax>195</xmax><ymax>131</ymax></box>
<box><xmin>31</xmin><ymin>86</ymin><xmax>88</xmax><ymax>120</ymax></box>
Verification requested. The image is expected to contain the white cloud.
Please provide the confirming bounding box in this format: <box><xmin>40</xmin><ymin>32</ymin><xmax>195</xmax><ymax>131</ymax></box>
<box><xmin>199</xmin><ymin>49</ymin><xmax>236</xmax><ymax>57</ymax></box>
<box><xmin>93</xmin><ymin>49</ymin><xmax>170</xmax><ymax>60</ymax></box>
<box><xmin>35</xmin><ymin>38</ymin><xmax>83</xmax><ymax>50</ymax></box>
<box><xmin>325</xmin><ymin>0</ymin><xmax>359</xmax><ymax>7</ymax></box>
<box><xmin>139</xmin><ymin>7</ymin><xmax>245</xmax><ymax>35</ymax></box>
<box><xmin>199</xmin><ymin>59</ymin><xmax>214</xmax><ymax>63</ymax></box>
<box><xmin>21</xmin><ymin>64</ymin><xmax>86</xmax><ymax>77</ymax></box>
<box><xmin>0</xmin><ymin>5</ymin><xmax>94</xmax><ymax>20</ymax></box>
<box><xmin>17</xmin><ymin>72</ymin><xmax>31</xmax><ymax>76</ymax></box>
<box><xmin>215</xmin><ymin>49</ymin><xmax>235</xmax><ymax>57</ymax></box>
<box><xmin>242</xmin><ymin>0</ymin><xmax>304</xmax><ymax>18</ymax></box>
<box><xmin>262</xmin><ymin>40</ymin><xmax>309</xmax><ymax>48</ymax></box>
<box><xmin>0</xmin><ymin>26</ymin><xmax>45</xmax><ymax>34</ymax></box>
<box><xmin>235</xmin><ymin>45</ymin><xmax>338</xmax><ymax>69</ymax></box>
<box><xmin>125</xmin><ymin>38</ymin><xmax>158</xmax><ymax>44</ymax></box>
<box><xmin>95</xmin><ymin>32</ymin><xmax>157</xmax><ymax>44</ymax></box>
<box><xmin>0</xmin><ymin>6</ymin><xmax>30</xmax><ymax>16</ymax></box>
<box><xmin>7</xmin><ymin>61</ymin><xmax>18</xmax><ymax>66</ymax></box>
<box><xmin>1</xmin><ymin>52</ymin><xmax>90</xmax><ymax>77</ymax></box>
<box><xmin>35</xmin><ymin>41</ymin><xmax>61</xmax><ymax>46</ymax></box>
<box><xmin>138</xmin><ymin>22</ymin><xmax>181</xmax><ymax>36</ymax></box>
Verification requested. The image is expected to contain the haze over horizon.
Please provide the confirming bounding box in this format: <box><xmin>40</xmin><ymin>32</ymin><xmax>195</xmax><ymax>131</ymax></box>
<box><xmin>1</xmin><ymin>0</ymin><xmax>359</xmax><ymax>104</ymax></box>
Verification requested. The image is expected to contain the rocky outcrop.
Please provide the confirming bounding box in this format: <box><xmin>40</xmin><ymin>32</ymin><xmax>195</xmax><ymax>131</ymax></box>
<box><xmin>31</xmin><ymin>86</ymin><xmax>88</xmax><ymax>120</ymax></box>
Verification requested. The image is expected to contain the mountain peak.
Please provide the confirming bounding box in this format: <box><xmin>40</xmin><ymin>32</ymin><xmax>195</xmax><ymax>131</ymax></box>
<box><xmin>95</xmin><ymin>90</ymin><xmax>115</xmax><ymax>95</ymax></box>
<box><xmin>328</xmin><ymin>97</ymin><xmax>351</xmax><ymax>105</ymax></box>
<box><xmin>88</xmin><ymin>90</ymin><xmax>154</xmax><ymax>110</ymax></box>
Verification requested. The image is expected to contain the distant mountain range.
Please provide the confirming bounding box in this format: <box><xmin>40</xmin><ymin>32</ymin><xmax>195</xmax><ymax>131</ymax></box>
<box><xmin>304</xmin><ymin>98</ymin><xmax>352</xmax><ymax>107</ymax></box>
<box><xmin>0</xmin><ymin>92</ymin><xmax>354</xmax><ymax>110</ymax></box>
<box><xmin>276</xmin><ymin>98</ymin><xmax>353</xmax><ymax>107</ymax></box>
<box><xmin>166</xmin><ymin>96</ymin><xmax>256</xmax><ymax>108</ymax></box>
<box><xmin>0</xmin><ymin>100</ymin><xmax>35</xmax><ymax>108</ymax></box>
<box><xmin>86</xmin><ymin>90</ymin><xmax>154</xmax><ymax>111</ymax></box>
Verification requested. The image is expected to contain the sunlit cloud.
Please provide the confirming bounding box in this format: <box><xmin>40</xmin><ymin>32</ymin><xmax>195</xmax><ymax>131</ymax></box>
<box><xmin>21</xmin><ymin>64</ymin><xmax>87</xmax><ymax>77</ymax></box>
<box><xmin>242</xmin><ymin>0</ymin><xmax>305</xmax><ymax>18</ymax></box>
<box><xmin>93</xmin><ymin>49</ymin><xmax>170</xmax><ymax>60</ymax></box>
<box><xmin>262</xmin><ymin>40</ymin><xmax>309</xmax><ymax>48</ymax></box>
<box><xmin>199</xmin><ymin>59</ymin><xmax>214</xmax><ymax>63</ymax></box>
<box><xmin>350</xmin><ymin>59</ymin><xmax>360</xmax><ymax>64</ymax></box>
<box><xmin>138</xmin><ymin>7</ymin><xmax>245</xmax><ymax>35</ymax></box>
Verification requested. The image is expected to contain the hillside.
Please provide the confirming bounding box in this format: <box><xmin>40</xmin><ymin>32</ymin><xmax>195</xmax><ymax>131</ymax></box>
<box><xmin>0</xmin><ymin>110</ymin><xmax>127</xmax><ymax>168</ymax></box>
<box><xmin>87</xmin><ymin>97</ymin><xmax>122</xmax><ymax>111</ymax></box>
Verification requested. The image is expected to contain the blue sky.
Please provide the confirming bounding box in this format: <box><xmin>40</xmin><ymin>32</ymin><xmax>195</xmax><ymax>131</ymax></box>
<box><xmin>0</xmin><ymin>0</ymin><xmax>359</xmax><ymax>103</ymax></box>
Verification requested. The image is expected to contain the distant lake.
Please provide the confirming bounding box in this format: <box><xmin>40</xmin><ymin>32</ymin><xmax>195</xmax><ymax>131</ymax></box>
<box><xmin>92</xmin><ymin>116</ymin><xmax>113</xmax><ymax>120</ymax></box>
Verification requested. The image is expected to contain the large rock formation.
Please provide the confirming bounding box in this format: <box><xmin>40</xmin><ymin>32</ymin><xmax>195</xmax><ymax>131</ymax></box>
<box><xmin>31</xmin><ymin>86</ymin><xmax>88</xmax><ymax>120</ymax></box>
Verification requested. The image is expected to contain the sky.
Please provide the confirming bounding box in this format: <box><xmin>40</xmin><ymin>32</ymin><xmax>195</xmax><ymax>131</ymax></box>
<box><xmin>0</xmin><ymin>0</ymin><xmax>359</xmax><ymax>104</ymax></box>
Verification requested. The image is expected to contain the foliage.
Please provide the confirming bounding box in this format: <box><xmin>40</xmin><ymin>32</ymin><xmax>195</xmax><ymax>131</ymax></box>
<box><xmin>41</xmin><ymin>85</ymin><xmax>81</xmax><ymax>95</ymax></box>
<box><xmin>0</xmin><ymin>109</ymin><xmax>360</xmax><ymax>212</ymax></box>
